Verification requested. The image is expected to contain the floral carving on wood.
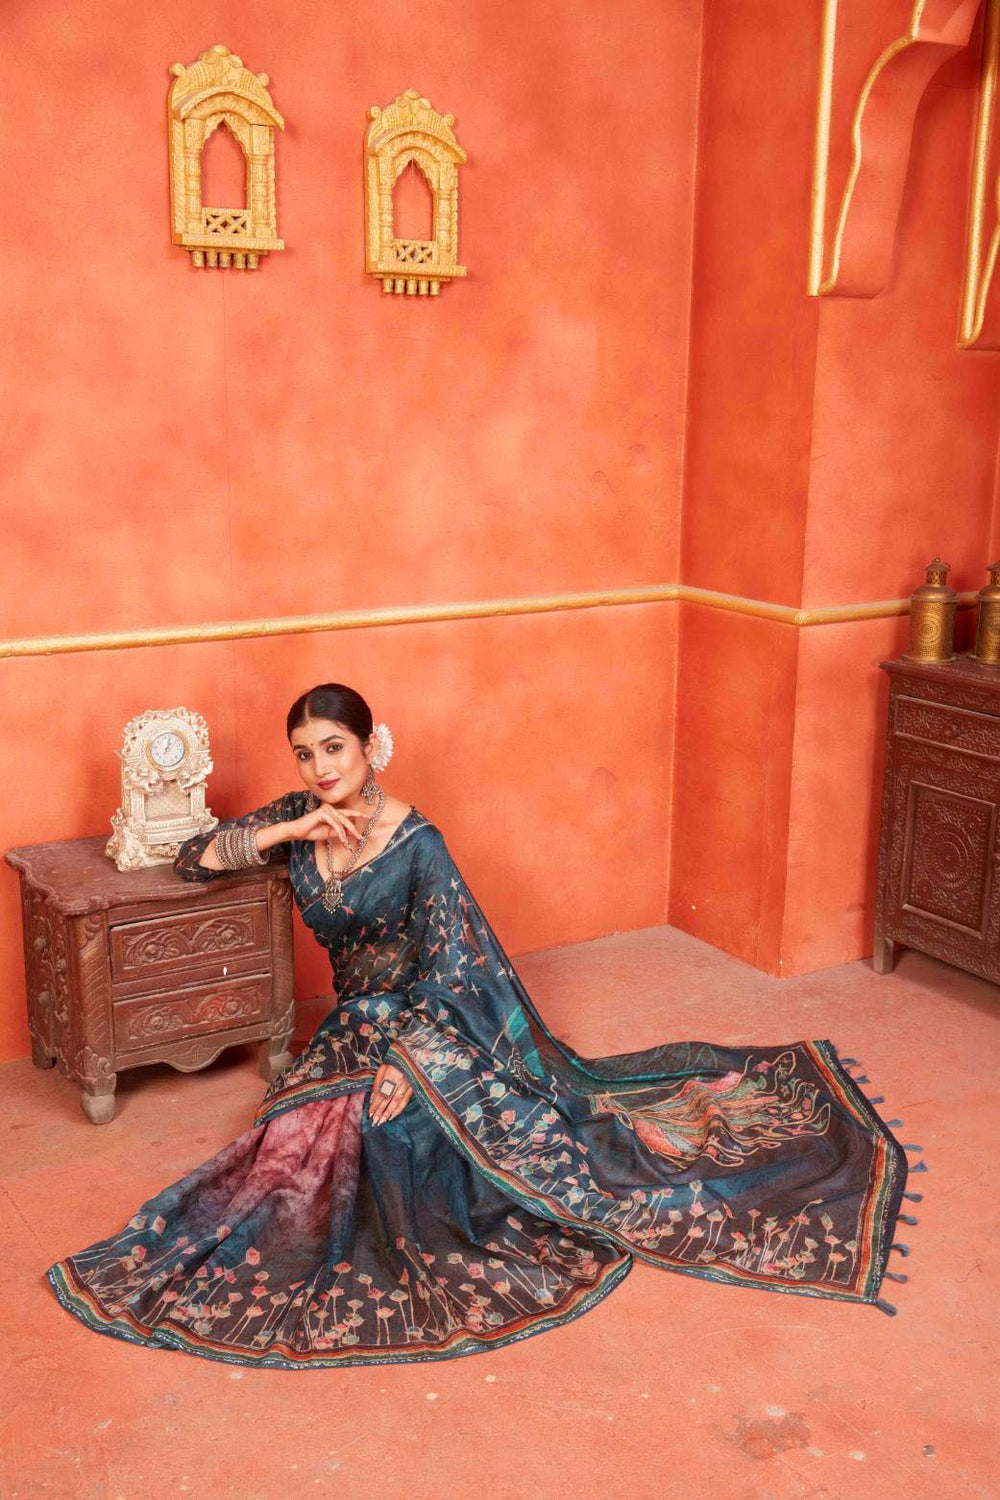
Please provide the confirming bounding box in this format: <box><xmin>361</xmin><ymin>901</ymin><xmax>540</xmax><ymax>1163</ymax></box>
<box><xmin>118</xmin><ymin>983</ymin><xmax>265</xmax><ymax>1049</ymax></box>
<box><xmin>168</xmin><ymin>43</ymin><xmax>285</xmax><ymax>270</ymax></box>
<box><xmin>121</xmin><ymin>914</ymin><xmax>257</xmax><ymax>969</ymax></box>
<box><xmin>365</xmin><ymin>89</ymin><xmax>467</xmax><ymax>297</ymax></box>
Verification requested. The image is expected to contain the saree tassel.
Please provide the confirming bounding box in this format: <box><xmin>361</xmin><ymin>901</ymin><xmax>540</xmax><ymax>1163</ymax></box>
<box><xmin>886</xmin><ymin>1118</ymin><xmax>904</xmax><ymax>1127</ymax></box>
<box><xmin>884</xmin><ymin>1271</ymin><xmax>909</xmax><ymax>1283</ymax></box>
<box><xmin>908</xmin><ymin>1160</ymin><xmax>929</xmax><ymax>1173</ymax></box>
<box><xmin>868</xmin><ymin>1095</ymin><xmax>885</xmax><ymax>1104</ymax></box>
<box><xmin>903</xmin><ymin>1192</ymin><xmax>923</xmax><ymax>1203</ymax></box>
<box><xmin>891</xmin><ymin>1242</ymin><xmax>911</xmax><ymax>1256</ymax></box>
<box><xmin>839</xmin><ymin>1056</ymin><xmax>859</xmax><ymax>1066</ymax></box>
<box><xmin>875</xmin><ymin>1298</ymin><xmax>898</xmax><ymax>1316</ymax></box>
<box><xmin>898</xmin><ymin>1213</ymin><xmax>919</xmax><ymax>1226</ymax></box>
<box><xmin>901</xmin><ymin>1143</ymin><xmax>923</xmax><ymax>1151</ymax></box>
<box><xmin>852</xmin><ymin>1074</ymin><xmax>872</xmax><ymax>1084</ymax></box>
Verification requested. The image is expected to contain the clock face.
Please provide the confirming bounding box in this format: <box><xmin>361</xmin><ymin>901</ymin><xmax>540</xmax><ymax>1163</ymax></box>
<box><xmin>148</xmin><ymin>730</ymin><xmax>188</xmax><ymax>771</ymax></box>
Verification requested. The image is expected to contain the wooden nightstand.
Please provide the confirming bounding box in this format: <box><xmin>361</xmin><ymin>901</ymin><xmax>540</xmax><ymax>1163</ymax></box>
<box><xmin>874</xmin><ymin>652</ymin><xmax>1000</xmax><ymax>983</ymax></box>
<box><xmin>5</xmin><ymin>836</ymin><xmax>295</xmax><ymax>1123</ymax></box>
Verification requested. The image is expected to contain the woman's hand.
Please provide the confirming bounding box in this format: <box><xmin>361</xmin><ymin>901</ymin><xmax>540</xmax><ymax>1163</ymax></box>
<box><xmin>369</xmin><ymin>1063</ymin><xmax>413</xmax><ymax>1125</ymax></box>
<box><xmin>280</xmin><ymin>802</ymin><xmax>371</xmax><ymax>851</ymax></box>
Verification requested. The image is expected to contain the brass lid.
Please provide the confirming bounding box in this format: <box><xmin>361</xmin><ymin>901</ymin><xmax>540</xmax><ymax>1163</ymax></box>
<box><xmin>911</xmin><ymin>557</ymin><xmax>956</xmax><ymax>602</ymax></box>
<box><xmin>977</xmin><ymin>559</ymin><xmax>1000</xmax><ymax>601</ymax></box>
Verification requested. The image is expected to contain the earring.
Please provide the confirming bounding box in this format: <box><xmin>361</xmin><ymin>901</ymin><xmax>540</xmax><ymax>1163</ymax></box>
<box><xmin>362</xmin><ymin>765</ymin><xmax>380</xmax><ymax>803</ymax></box>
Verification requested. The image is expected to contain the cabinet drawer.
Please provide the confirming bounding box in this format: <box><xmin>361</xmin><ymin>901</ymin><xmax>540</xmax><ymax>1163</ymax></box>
<box><xmin>110</xmin><ymin>902</ymin><xmax>270</xmax><ymax>995</ymax></box>
<box><xmin>895</xmin><ymin>695</ymin><xmax>1000</xmax><ymax>760</ymax></box>
<box><xmin>113</xmin><ymin>975</ymin><xmax>270</xmax><ymax>1054</ymax></box>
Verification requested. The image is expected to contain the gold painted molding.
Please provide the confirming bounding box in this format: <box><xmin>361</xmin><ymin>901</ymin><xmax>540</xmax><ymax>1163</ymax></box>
<box><xmin>809</xmin><ymin>0</ymin><xmax>983</xmax><ymax>299</ymax></box>
<box><xmin>0</xmin><ymin>585</ymin><xmax>977</xmax><ymax>661</ymax></box>
<box><xmin>960</xmin><ymin>0</ymin><xmax>1000</xmax><ymax>345</ymax></box>
<box><xmin>682</xmin><ymin>584</ymin><xmax>977</xmax><ymax>625</ymax></box>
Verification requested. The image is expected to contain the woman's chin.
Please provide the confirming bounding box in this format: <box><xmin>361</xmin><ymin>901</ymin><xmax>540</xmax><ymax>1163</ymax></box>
<box><xmin>316</xmin><ymin>785</ymin><xmax>354</xmax><ymax>805</ymax></box>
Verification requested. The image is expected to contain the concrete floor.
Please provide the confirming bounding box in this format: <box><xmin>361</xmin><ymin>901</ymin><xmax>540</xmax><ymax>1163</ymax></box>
<box><xmin>2</xmin><ymin>923</ymin><xmax>997</xmax><ymax>1500</ymax></box>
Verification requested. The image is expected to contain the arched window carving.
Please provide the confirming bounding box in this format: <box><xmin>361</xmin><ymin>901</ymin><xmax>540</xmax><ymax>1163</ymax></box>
<box><xmin>393</xmin><ymin>160</ymin><xmax>435</xmax><ymax>242</ymax></box>
<box><xmin>168</xmin><ymin>44</ymin><xmax>285</xmax><ymax>270</ymax></box>
<box><xmin>200</xmin><ymin>118</ymin><xmax>247</xmax><ymax>212</ymax></box>
<box><xmin>365</xmin><ymin>90</ymin><xmax>467</xmax><ymax>297</ymax></box>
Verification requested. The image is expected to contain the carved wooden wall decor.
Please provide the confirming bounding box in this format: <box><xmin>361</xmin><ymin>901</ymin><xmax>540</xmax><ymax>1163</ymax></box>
<box><xmin>365</xmin><ymin>89</ymin><xmax>467</xmax><ymax>296</ymax></box>
<box><xmin>809</xmin><ymin>0</ymin><xmax>982</xmax><ymax>300</ymax></box>
<box><xmin>168</xmin><ymin>43</ymin><xmax>285</xmax><ymax>270</ymax></box>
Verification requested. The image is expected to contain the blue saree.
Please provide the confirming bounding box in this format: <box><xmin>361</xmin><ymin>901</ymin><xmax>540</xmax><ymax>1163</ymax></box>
<box><xmin>47</xmin><ymin>794</ymin><xmax>916</xmax><ymax>1368</ymax></box>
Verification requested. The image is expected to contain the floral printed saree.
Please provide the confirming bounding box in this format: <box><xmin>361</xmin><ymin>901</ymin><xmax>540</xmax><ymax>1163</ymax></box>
<box><xmin>46</xmin><ymin>796</ymin><xmax>918</xmax><ymax>1368</ymax></box>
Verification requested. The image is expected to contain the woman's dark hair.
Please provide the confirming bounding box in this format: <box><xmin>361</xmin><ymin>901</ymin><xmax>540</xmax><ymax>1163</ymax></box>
<box><xmin>286</xmin><ymin>683</ymin><xmax>374</xmax><ymax>745</ymax></box>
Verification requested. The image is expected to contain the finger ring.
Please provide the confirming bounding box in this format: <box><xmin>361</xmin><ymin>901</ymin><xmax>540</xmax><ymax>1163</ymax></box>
<box><xmin>378</xmin><ymin>1080</ymin><xmax>396</xmax><ymax>1097</ymax></box>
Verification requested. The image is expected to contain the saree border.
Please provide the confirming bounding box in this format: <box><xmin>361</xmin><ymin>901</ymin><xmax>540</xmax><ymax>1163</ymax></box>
<box><xmin>253</xmin><ymin>1072</ymin><xmax>374</xmax><ymax>1126</ymax></box>
<box><xmin>45</xmin><ymin>1246</ymin><xmax>632</xmax><ymax>1371</ymax></box>
<box><xmin>382</xmin><ymin>1036</ymin><xmax>907</xmax><ymax>1307</ymax></box>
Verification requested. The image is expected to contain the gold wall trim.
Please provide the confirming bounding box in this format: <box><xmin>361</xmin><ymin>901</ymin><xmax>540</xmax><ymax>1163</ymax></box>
<box><xmin>682</xmin><ymin>584</ymin><xmax>977</xmax><ymax>625</ymax></box>
<box><xmin>960</xmin><ymin>0</ymin><xmax>1000</xmax><ymax>346</ymax></box>
<box><xmin>0</xmin><ymin>585</ymin><xmax>977</xmax><ymax>661</ymax></box>
<box><xmin>809</xmin><ymin>0</ymin><xmax>981</xmax><ymax>300</ymax></box>
<box><xmin>809</xmin><ymin>0</ymin><xmax>840</xmax><ymax>295</ymax></box>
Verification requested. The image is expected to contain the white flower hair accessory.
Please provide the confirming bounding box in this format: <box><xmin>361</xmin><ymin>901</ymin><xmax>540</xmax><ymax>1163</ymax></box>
<box><xmin>369</xmin><ymin>721</ymin><xmax>394</xmax><ymax>773</ymax></box>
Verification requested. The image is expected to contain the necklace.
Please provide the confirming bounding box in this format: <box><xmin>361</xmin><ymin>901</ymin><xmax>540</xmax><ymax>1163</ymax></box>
<box><xmin>321</xmin><ymin>787</ymin><xmax>386</xmax><ymax>913</ymax></box>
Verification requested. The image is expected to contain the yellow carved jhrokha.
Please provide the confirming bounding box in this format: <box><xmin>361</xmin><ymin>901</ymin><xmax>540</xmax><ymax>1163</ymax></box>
<box><xmin>168</xmin><ymin>43</ymin><xmax>285</xmax><ymax>270</ymax></box>
<box><xmin>365</xmin><ymin>89</ymin><xmax>467</xmax><ymax>297</ymax></box>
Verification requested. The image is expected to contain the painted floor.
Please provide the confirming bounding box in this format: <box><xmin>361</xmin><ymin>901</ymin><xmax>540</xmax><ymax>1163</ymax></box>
<box><xmin>1</xmin><ymin>923</ymin><xmax>997</xmax><ymax>1500</ymax></box>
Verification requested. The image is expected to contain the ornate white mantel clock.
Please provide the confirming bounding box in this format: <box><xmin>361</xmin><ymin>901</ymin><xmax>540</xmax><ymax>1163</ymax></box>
<box><xmin>106</xmin><ymin>709</ymin><xmax>218</xmax><ymax>871</ymax></box>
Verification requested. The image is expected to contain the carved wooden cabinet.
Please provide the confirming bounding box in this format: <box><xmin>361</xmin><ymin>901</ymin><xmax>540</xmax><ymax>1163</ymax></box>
<box><xmin>5</xmin><ymin>836</ymin><xmax>295</xmax><ymax>1123</ymax></box>
<box><xmin>874</xmin><ymin>653</ymin><xmax>1000</xmax><ymax>984</ymax></box>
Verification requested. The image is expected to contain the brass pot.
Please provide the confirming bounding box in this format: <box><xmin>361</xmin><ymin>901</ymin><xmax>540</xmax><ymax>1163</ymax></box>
<box><xmin>904</xmin><ymin>558</ymin><xmax>956</xmax><ymax>663</ymax></box>
<box><xmin>974</xmin><ymin>560</ymin><xmax>1000</xmax><ymax>663</ymax></box>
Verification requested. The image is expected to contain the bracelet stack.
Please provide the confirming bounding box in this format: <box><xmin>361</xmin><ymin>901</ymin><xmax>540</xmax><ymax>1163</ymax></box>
<box><xmin>214</xmin><ymin>824</ymin><xmax>269</xmax><ymax>869</ymax></box>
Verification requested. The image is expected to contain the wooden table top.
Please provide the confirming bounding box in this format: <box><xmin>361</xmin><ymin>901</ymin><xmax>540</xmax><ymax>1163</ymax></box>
<box><xmin>5</xmin><ymin>834</ymin><xmax>288</xmax><ymax>916</ymax></box>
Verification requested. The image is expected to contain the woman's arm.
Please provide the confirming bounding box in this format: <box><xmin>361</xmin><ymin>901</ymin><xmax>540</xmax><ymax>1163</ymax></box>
<box><xmin>173</xmin><ymin>791</ymin><xmax>305</xmax><ymax>882</ymax></box>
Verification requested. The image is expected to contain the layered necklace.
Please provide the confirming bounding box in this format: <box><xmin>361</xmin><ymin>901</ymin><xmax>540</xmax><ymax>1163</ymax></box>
<box><xmin>321</xmin><ymin>785</ymin><xmax>386</xmax><ymax>913</ymax></box>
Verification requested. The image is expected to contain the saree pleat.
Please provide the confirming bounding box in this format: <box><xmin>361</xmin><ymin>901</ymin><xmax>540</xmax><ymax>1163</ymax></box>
<box><xmin>46</xmin><ymin>799</ymin><xmax>911</xmax><ymax>1367</ymax></box>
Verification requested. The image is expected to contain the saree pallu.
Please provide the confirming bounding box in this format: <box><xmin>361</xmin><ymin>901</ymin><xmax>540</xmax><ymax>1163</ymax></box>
<box><xmin>46</xmin><ymin>798</ymin><xmax>920</xmax><ymax>1368</ymax></box>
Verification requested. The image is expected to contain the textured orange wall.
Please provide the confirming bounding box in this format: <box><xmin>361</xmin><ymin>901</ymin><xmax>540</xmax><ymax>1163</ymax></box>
<box><xmin>784</xmin><ymin>35</ymin><xmax>1000</xmax><ymax>974</ymax></box>
<box><xmin>671</xmin><ymin>0</ymin><xmax>1000</xmax><ymax>976</ymax></box>
<box><xmin>8</xmin><ymin>0</ymin><xmax>993</xmax><ymax>1071</ymax></box>
<box><xmin>0</xmin><ymin>1</ymin><xmax>701</xmax><ymax>1061</ymax></box>
<box><xmin>670</xmin><ymin>0</ymin><xmax>821</xmax><ymax>969</ymax></box>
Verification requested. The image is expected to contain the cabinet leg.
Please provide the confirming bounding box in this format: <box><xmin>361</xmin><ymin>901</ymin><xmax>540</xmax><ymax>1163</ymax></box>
<box><xmin>259</xmin><ymin>1037</ymin><xmax>293</xmax><ymax>1082</ymax></box>
<box><xmin>872</xmin><ymin>935</ymin><xmax>896</xmax><ymax>975</ymax></box>
<box><xmin>81</xmin><ymin>1077</ymin><xmax>117</xmax><ymax>1124</ymax></box>
<box><xmin>30</xmin><ymin>1035</ymin><xmax>56</xmax><ymax>1070</ymax></box>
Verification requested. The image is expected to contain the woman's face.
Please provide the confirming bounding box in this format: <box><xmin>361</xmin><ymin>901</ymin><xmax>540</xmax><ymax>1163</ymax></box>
<box><xmin>289</xmin><ymin>716</ymin><xmax>373</xmax><ymax>805</ymax></box>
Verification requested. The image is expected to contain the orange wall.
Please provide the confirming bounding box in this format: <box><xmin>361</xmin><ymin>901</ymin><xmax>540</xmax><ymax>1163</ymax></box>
<box><xmin>0</xmin><ymin>1</ymin><xmax>701</xmax><ymax>1060</ymax></box>
<box><xmin>6</xmin><ymin>0</ymin><xmax>997</xmax><ymax>1072</ymax></box>
<box><xmin>671</xmin><ymin>0</ymin><xmax>1000</xmax><ymax>976</ymax></box>
<box><xmin>670</xmin><ymin>0</ymin><xmax>822</xmax><ymax>968</ymax></box>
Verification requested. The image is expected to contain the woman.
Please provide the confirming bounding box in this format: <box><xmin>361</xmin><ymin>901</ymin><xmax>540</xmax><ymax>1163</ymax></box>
<box><xmin>47</xmin><ymin>683</ymin><xmax>917</xmax><ymax>1368</ymax></box>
